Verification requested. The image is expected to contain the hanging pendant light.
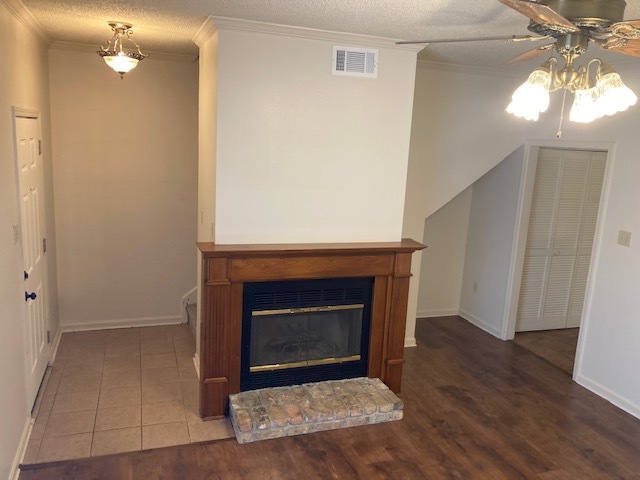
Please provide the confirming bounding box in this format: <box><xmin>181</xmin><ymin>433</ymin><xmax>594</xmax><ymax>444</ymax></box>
<box><xmin>97</xmin><ymin>22</ymin><xmax>148</xmax><ymax>79</ymax></box>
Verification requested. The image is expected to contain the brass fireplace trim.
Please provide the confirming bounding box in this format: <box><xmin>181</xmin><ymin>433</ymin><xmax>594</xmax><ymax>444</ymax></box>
<box><xmin>249</xmin><ymin>354</ymin><xmax>362</xmax><ymax>373</ymax></box>
<box><xmin>252</xmin><ymin>303</ymin><xmax>365</xmax><ymax>317</ymax></box>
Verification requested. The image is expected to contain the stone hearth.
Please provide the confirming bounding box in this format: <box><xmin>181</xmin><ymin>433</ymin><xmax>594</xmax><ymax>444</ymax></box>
<box><xmin>229</xmin><ymin>377</ymin><xmax>403</xmax><ymax>443</ymax></box>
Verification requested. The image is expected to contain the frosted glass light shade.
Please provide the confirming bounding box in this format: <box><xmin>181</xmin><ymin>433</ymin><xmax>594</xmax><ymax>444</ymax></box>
<box><xmin>506</xmin><ymin>70</ymin><xmax>551</xmax><ymax>121</ymax></box>
<box><xmin>596</xmin><ymin>72</ymin><xmax>637</xmax><ymax>116</ymax></box>
<box><xmin>570</xmin><ymin>87</ymin><xmax>601</xmax><ymax>123</ymax></box>
<box><xmin>103</xmin><ymin>53</ymin><xmax>140</xmax><ymax>75</ymax></box>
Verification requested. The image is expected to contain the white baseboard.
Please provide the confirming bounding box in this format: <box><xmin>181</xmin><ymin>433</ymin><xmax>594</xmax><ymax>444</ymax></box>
<box><xmin>10</xmin><ymin>417</ymin><xmax>32</xmax><ymax>480</ymax></box>
<box><xmin>60</xmin><ymin>315</ymin><xmax>183</xmax><ymax>332</ymax></box>
<box><xmin>181</xmin><ymin>286</ymin><xmax>198</xmax><ymax>324</ymax></box>
<box><xmin>416</xmin><ymin>308</ymin><xmax>458</xmax><ymax>318</ymax></box>
<box><xmin>458</xmin><ymin>309</ymin><xmax>502</xmax><ymax>338</ymax></box>
<box><xmin>404</xmin><ymin>337</ymin><xmax>417</xmax><ymax>348</ymax></box>
<box><xmin>575</xmin><ymin>373</ymin><xmax>640</xmax><ymax>420</ymax></box>
<box><xmin>49</xmin><ymin>327</ymin><xmax>63</xmax><ymax>364</ymax></box>
<box><xmin>193</xmin><ymin>352</ymin><xmax>200</xmax><ymax>380</ymax></box>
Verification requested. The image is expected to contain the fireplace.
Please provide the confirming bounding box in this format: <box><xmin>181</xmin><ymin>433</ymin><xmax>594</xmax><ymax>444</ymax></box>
<box><xmin>197</xmin><ymin>240</ymin><xmax>425</xmax><ymax>419</ymax></box>
<box><xmin>241</xmin><ymin>278</ymin><xmax>373</xmax><ymax>390</ymax></box>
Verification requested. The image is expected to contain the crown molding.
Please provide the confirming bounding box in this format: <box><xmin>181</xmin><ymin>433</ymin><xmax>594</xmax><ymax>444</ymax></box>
<box><xmin>50</xmin><ymin>41</ymin><xmax>197</xmax><ymax>63</ymax></box>
<box><xmin>193</xmin><ymin>16</ymin><xmax>218</xmax><ymax>47</ymax></box>
<box><xmin>1</xmin><ymin>0</ymin><xmax>51</xmax><ymax>45</ymax></box>
<box><xmin>194</xmin><ymin>15</ymin><xmax>423</xmax><ymax>52</ymax></box>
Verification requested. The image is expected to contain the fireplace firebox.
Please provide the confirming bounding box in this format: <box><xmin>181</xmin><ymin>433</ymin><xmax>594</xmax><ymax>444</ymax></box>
<box><xmin>241</xmin><ymin>278</ymin><xmax>372</xmax><ymax>390</ymax></box>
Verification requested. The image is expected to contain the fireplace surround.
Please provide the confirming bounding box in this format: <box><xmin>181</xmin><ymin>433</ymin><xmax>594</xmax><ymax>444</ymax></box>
<box><xmin>197</xmin><ymin>240</ymin><xmax>425</xmax><ymax>419</ymax></box>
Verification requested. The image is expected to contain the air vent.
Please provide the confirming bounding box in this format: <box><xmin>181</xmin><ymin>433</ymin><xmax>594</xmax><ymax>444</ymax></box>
<box><xmin>333</xmin><ymin>46</ymin><xmax>378</xmax><ymax>78</ymax></box>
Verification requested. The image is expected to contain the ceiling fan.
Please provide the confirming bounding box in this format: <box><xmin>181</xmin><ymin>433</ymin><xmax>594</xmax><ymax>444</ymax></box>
<box><xmin>399</xmin><ymin>0</ymin><xmax>640</xmax><ymax>64</ymax></box>
<box><xmin>399</xmin><ymin>0</ymin><xmax>640</xmax><ymax>126</ymax></box>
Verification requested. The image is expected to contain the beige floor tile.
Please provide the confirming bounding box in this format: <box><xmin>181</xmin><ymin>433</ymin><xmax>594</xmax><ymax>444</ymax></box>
<box><xmin>22</xmin><ymin>436</ymin><xmax>41</xmax><ymax>464</ymax></box>
<box><xmin>181</xmin><ymin>381</ymin><xmax>199</xmax><ymax>402</ymax></box>
<box><xmin>95</xmin><ymin>405</ymin><xmax>141</xmax><ymax>431</ymax></box>
<box><xmin>38</xmin><ymin>395</ymin><xmax>55</xmax><ymax>417</ymax></box>
<box><xmin>101</xmin><ymin>369</ymin><xmax>141</xmax><ymax>390</ymax></box>
<box><xmin>52</xmin><ymin>390</ymin><xmax>100</xmax><ymax>414</ymax></box>
<box><xmin>73</xmin><ymin>330</ymin><xmax>108</xmax><ymax>345</ymax></box>
<box><xmin>91</xmin><ymin>427</ymin><xmax>141</xmax><ymax>457</ymax></box>
<box><xmin>98</xmin><ymin>386</ymin><xmax>141</xmax><ymax>409</ymax></box>
<box><xmin>103</xmin><ymin>354</ymin><xmax>141</xmax><ymax>373</ymax></box>
<box><xmin>67</xmin><ymin>346</ymin><xmax>106</xmax><ymax>361</ymax></box>
<box><xmin>57</xmin><ymin>373</ymin><xmax>103</xmax><ymax>394</ymax></box>
<box><xmin>142</xmin><ymin>401</ymin><xmax>186</xmax><ymax>425</ymax></box>
<box><xmin>142</xmin><ymin>382</ymin><xmax>182</xmax><ymax>404</ymax></box>
<box><xmin>42</xmin><ymin>374</ymin><xmax>62</xmax><ymax>397</ymax></box>
<box><xmin>142</xmin><ymin>366</ymin><xmax>179</xmax><ymax>386</ymax></box>
<box><xmin>142</xmin><ymin>421</ymin><xmax>190</xmax><ymax>450</ymax></box>
<box><xmin>37</xmin><ymin>433</ymin><xmax>92</xmax><ymax>463</ymax></box>
<box><xmin>107</xmin><ymin>328</ymin><xmax>140</xmax><ymax>342</ymax></box>
<box><xmin>141</xmin><ymin>338</ymin><xmax>174</xmax><ymax>355</ymax></box>
<box><xmin>30</xmin><ymin>414</ymin><xmax>49</xmax><ymax>440</ymax></box>
<box><xmin>183</xmin><ymin>396</ymin><xmax>200</xmax><ymax>422</ymax></box>
<box><xmin>63</xmin><ymin>357</ymin><xmax>104</xmax><ymax>377</ymax></box>
<box><xmin>141</xmin><ymin>353</ymin><xmax>176</xmax><ymax>370</ymax></box>
<box><xmin>44</xmin><ymin>410</ymin><xmax>96</xmax><ymax>437</ymax></box>
<box><xmin>173</xmin><ymin>338</ymin><xmax>195</xmax><ymax>354</ymax></box>
<box><xmin>105</xmin><ymin>342</ymin><xmax>141</xmax><ymax>357</ymax></box>
<box><xmin>178</xmin><ymin>365</ymin><xmax>198</xmax><ymax>383</ymax></box>
<box><xmin>187</xmin><ymin>418</ymin><xmax>235</xmax><ymax>443</ymax></box>
<box><xmin>175</xmin><ymin>353</ymin><xmax>195</xmax><ymax>369</ymax></box>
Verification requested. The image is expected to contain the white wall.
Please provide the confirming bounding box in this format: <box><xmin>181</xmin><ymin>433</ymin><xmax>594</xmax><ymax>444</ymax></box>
<box><xmin>405</xmin><ymin>59</ymin><xmax>640</xmax><ymax>417</ymax></box>
<box><xmin>403</xmin><ymin>63</ymin><xmax>527</xmax><ymax>343</ymax></box>
<box><xmin>417</xmin><ymin>186</ymin><xmax>472</xmax><ymax>319</ymax></box>
<box><xmin>0</xmin><ymin>2</ymin><xmax>56</xmax><ymax>477</ymax></box>
<box><xmin>208</xmin><ymin>19</ymin><xmax>419</xmax><ymax>244</ymax></box>
<box><xmin>458</xmin><ymin>147</ymin><xmax>525</xmax><ymax>337</ymax></box>
<box><xmin>49</xmin><ymin>49</ymin><xmax>198</xmax><ymax>330</ymax></box>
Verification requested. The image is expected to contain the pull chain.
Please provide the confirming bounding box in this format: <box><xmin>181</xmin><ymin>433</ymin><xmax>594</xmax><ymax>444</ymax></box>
<box><xmin>556</xmin><ymin>89</ymin><xmax>567</xmax><ymax>138</ymax></box>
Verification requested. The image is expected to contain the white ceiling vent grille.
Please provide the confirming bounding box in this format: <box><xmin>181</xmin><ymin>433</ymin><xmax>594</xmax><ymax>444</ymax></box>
<box><xmin>332</xmin><ymin>46</ymin><xmax>378</xmax><ymax>78</ymax></box>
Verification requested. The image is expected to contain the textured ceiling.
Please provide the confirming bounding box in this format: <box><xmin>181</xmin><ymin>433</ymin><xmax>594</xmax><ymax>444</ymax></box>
<box><xmin>20</xmin><ymin>0</ymin><xmax>640</xmax><ymax>69</ymax></box>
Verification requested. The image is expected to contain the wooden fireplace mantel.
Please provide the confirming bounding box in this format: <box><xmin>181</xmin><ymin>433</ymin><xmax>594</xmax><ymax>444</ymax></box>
<box><xmin>197</xmin><ymin>239</ymin><xmax>425</xmax><ymax>419</ymax></box>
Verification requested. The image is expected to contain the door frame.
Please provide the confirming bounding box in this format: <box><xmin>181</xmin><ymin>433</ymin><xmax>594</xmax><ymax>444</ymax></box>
<box><xmin>501</xmin><ymin>139</ymin><xmax>615</xmax><ymax>378</ymax></box>
<box><xmin>12</xmin><ymin>106</ymin><xmax>51</xmax><ymax>407</ymax></box>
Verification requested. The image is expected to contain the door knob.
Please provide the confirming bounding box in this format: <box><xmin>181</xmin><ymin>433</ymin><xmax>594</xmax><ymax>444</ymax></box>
<box><xmin>25</xmin><ymin>292</ymin><xmax>37</xmax><ymax>301</ymax></box>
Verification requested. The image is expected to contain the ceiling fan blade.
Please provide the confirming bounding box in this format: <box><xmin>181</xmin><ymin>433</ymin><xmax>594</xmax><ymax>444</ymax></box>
<box><xmin>601</xmin><ymin>37</ymin><xmax>640</xmax><ymax>57</ymax></box>
<box><xmin>396</xmin><ymin>34</ymin><xmax>539</xmax><ymax>45</ymax></box>
<box><xmin>498</xmin><ymin>0</ymin><xmax>579</xmax><ymax>33</ymax></box>
<box><xmin>608</xmin><ymin>19</ymin><xmax>640</xmax><ymax>38</ymax></box>
<box><xmin>503</xmin><ymin>43</ymin><xmax>555</xmax><ymax>65</ymax></box>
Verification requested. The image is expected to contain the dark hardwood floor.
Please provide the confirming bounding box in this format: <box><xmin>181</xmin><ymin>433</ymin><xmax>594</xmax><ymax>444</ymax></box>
<box><xmin>20</xmin><ymin>316</ymin><xmax>640</xmax><ymax>479</ymax></box>
<box><xmin>512</xmin><ymin>328</ymin><xmax>579</xmax><ymax>376</ymax></box>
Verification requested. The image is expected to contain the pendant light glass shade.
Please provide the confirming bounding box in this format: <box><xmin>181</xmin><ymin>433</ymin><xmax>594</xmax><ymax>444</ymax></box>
<box><xmin>97</xmin><ymin>23</ymin><xmax>147</xmax><ymax>79</ymax></box>
<box><xmin>506</xmin><ymin>69</ymin><xmax>551</xmax><ymax>121</ymax></box>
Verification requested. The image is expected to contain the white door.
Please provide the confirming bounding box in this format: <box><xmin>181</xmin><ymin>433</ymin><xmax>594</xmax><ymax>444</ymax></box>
<box><xmin>15</xmin><ymin>115</ymin><xmax>49</xmax><ymax>407</ymax></box>
<box><xmin>516</xmin><ymin>148</ymin><xmax>606</xmax><ymax>332</ymax></box>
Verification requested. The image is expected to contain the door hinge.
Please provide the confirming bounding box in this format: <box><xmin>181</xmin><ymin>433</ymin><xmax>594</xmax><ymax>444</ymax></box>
<box><xmin>47</xmin><ymin>330</ymin><xmax>51</xmax><ymax>344</ymax></box>
<box><xmin>43</xmin><ymin>238</ymin><xmax>47</xmax><ymax>253</ymax></box>
<box><xmin>38</xmin><ymin>140</ymin><xmax>42</xmax><ymax>156</ymax></box>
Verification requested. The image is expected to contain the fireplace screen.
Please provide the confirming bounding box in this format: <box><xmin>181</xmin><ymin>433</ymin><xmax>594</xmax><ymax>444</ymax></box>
<box><xmin>250</xmin><ymin>304</ymin><xmax>364</xmax><ymax>372</ymax></box>
<box><xmin>241</xmin><ymin>277</ymin><xmax>372</xmax><ymax>390</ymax></box>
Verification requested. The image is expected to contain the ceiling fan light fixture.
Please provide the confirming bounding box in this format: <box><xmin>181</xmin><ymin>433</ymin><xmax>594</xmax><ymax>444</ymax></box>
<box><xmin>97</xmin><ymin>22</ymin><xmax>148</xmax><ymax>79</ymax></box>
<box><xmin>569</xmin><ymin>86</ymin><xmax>601</xmax><ymax>123</ymax></box>
<box><xmin>595</xmin><ymin>65</ymin><xmax>637</xmax><ymax>116</ymax></box>
<box><xmin>506</xmin><ymin>69</ymin><xmax>551</xmax><ymax>121</ymax></box>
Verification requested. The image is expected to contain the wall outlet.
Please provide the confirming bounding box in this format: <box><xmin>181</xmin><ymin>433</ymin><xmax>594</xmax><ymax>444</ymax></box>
<box><xmin>618</xmin><ymin>230</ymin><xmax>632</xmax><ymax>247</ymax></box>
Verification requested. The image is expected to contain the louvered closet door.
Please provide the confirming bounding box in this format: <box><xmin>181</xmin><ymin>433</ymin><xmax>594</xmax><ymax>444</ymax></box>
<box><xmin>516</xmin><ymin>148</ymin><xmax>606</xmax><ymax>332</ymax></box>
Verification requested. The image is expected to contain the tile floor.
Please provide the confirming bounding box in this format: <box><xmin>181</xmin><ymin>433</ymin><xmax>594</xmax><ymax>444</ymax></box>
<box><xmin>22</xmin><ymin>324</ymin><xmax>234</xmax><ymax>465</ymax></box>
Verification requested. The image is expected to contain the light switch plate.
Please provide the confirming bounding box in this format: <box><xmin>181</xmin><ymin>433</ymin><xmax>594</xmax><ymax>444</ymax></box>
<box><xmin>618</xmin><ymin>230</ymin><xmax>632</xmax><ymax>247</ymax></box>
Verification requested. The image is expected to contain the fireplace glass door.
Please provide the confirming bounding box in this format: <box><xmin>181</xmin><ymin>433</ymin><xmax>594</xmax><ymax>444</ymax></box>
<box><xmin>250</xmin><ymin>304</ymin><xmax>363</xmax><ymax>372</ymax></box>
<box><xmin>241</xmin><ymin>277</ymin><xmax>372</xmax><ymax>390</ymax></box>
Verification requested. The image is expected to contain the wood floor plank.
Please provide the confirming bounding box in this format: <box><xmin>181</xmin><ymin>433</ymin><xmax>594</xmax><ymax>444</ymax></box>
<box><xmin>20</xmin><ymin>316</ymin><xmax>640</xmax><ymax>479</ymax></box>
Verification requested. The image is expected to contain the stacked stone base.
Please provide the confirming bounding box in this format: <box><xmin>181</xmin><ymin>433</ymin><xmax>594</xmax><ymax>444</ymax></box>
<box><xmin>229</xmin><ymin>377</ymin><xmax>403</xmax><ymax>444</ymax></box>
